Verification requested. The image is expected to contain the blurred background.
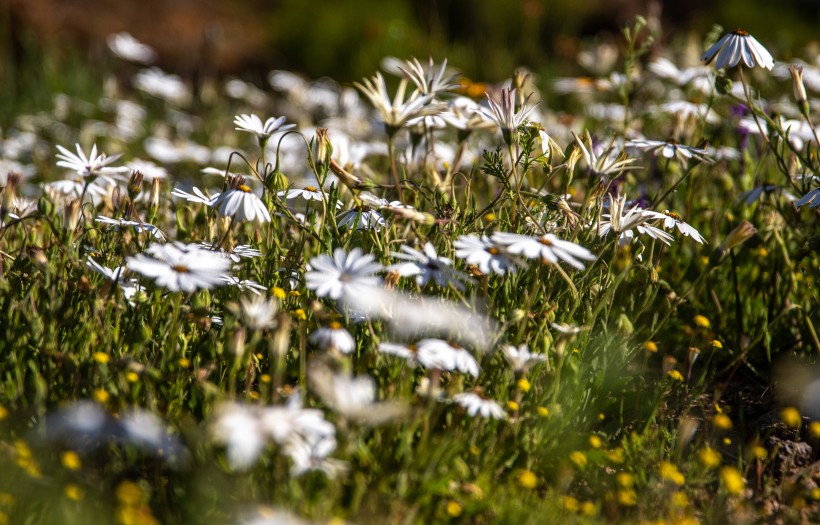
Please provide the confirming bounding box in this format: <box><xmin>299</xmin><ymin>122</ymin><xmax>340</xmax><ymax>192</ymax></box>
<box><xmin>0</xmin><ymin>0</ymin><xmax>819</xmax><ymax>106</ymax></box>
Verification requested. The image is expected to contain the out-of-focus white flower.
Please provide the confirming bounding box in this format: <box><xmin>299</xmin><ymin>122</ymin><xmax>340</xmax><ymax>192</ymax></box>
<box><xmin>305</xmin><ymin>248</ymin><xmax>382</xmax><ymax>301</ymax></box>
<box><xmin>336</xmin><ymin>206</ymin><xmax>386</xmax><ymax>231</ymax></box>
<box><xmin>56</xmin><ymin>143</ymin><xmax>127</xmax><ymax>178</ymax></box>
<box><xmin>309</xmin><ymin>322</ymin><xmax>356</xmax><ymax>354</ymax></box>
<box><xmin>134</xmin><ymin>68</ymin><xmax>190</xmax><ymax>105</ymax></box>
<box><xmin>454</xmin><ymin>234</ymin><xmax>523</xmax><ymax>275</ymax></box>
<box><xmin>127</xmin><ymin>242</ymin><xmax>233</xmax><ymax>293</ymax></box>
<box><xmin>400</xmin><ymin>57</ymin><xmax>459</xmax><ymax>96</ymax></box>
<box><xmin>626</xmin><ymin>139</ymin><xmax>712</xmax><ymax>163</ymax></box>
<box><xmin>107</xmin><ymin>32</ymin><xmax>157</xmax><ymax>64</ymax></box>
<box><xmin>453</xmin><ymin>392</ymin><xmax>506</xmax><ymax>419</ymax></box>
<box><xmin>237</xmin><ymin>295</ymin><xmax>278</xmax><ymax>331</ymax></box>
<box><xmin>171</xmin><ymin>186</ymin><xmax>219</xmax><ymax>205</ymax></box>
<box><xmin>415</xmin><ymin>339</ymin><xmax>480</xmax><ymax>377</ymax></box>
<box><xmin>309</xmin><ymin>366</ymin><xmax>406</xmax><ymax>424</ymax></box>
<box><xmin>126</xmin><ymin>159</ymin><xmax>167</xmax><ymax>182</ymax></box>
<box><xmin>387</xmin><ymin>242</ymin><xmax>468</xmax><ymax>289</ymax></box>
<box><xmin>220</xmin><ymin>275</ymin><xmax>269</xmax><ymax>296</ymax></box>
<box><xmin>95</xmin><ymin>216</ymin><xmax>166</xmax><ymax>240</ymax></box>
<box><xmin>501</xmin><ymin>344</ymin><xmax>548</xmax><ymax>373</ymax></box>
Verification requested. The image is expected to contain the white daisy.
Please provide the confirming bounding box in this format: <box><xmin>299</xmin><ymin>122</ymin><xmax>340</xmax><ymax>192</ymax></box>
<box><xmin>354</xmin><ymin>72</ymin><xmax>442</xmax><ymax>134</ymax></box>
<box><xmin>283</xmin><ymin>434</ymin><xmax>342</xmax><ymax>478</ymax></box>
<box><xmin>95</xmin><ymin>216</ymin><xmax>166</xmax><ymax>240</ymax></box>
<box><xmin>491</xmin><ymin>232</ymin><xmax>596</xmax><ymax>270</ymax></box>
<box><xmin>796</xmin><ymin>188</ymin><xmax>820</xmax><ymax>208</ymax></box>
<box><xmin>625</xmin><ymin>139</ymin><xmax>712</xmax><ymax>163</ymax></box>
<box><xmin>238</xmin><ymin>295</ymin><xmax>278</xmax><ymax>331</ymax></box>
<box><xmin>234</xmin><ymin>114</ymin><xmax>295</xmax><ymax>140</ymax></box>
<box><xmin>106</xmin><ymin>32</ymin><xmax>156</xmax><ymax>64</ymax></box>
<box><xmin>479</xmin><ymin>88</ymin><xmax>537</xmax><ymax>145</ymax></box>
<box><xmin>454</xmin><ymin>234</ymin><xmax>523</xmax><ymax>275</ymax></box>
<box><xmin>305</xmin><ymin>248</ymin><xmax>382</xmax><ymax>301</ymax></box>
<box><xmin>598</xmin><ymin>195</ymin><xmax>674</xmax><ymax>246</ymax></box>
<box><xmin>501</xmin><ymin>344</ymin><xmax>548</xmax><ymax>373</ymax></box>
<box><xmin>308</xmin><ymin>367</ymin><xmax>405</xmax><ymax>424</ymax></box>
<box><xmin>133</xmin><ymin>68</ymin><xmax>190</xmax><ymax>105</ymax></box>
<box><xmin>56</xmin><ymin>143</ymin><xmax>127</xmax><ymax>178</ymax></box>
<box><xmin>171</xmin><ymin>186</ymin><xmax>219</xmax><ymax>205</ymax></box>
<box><xmin>399</xmin><ymin>57</ymin><xmax>459</xmax><ymax>97</ymax></box>
<box><xmin>212</xmin><ymin>177</ymin><xmax>271</xmax><ymax>223</ymax></box>
<box><xmin>336</xmin><ymin>206</ymin><xmax>386</xmax><ymax>231</ymax></box>
<box><xmin>452</xmin><ymin>392</ymin><xmax>506</xmax><ymax>419</ymax></box>
<box><xmin>387</xmin><ymin>242</ymin><xmax>468</xmax><ymax>289</ymax></box>
<box><xmin>309</xmin><ymin>322</ymin><xmax>356</xmax><ymax>354</ymax></box>
<box><xmin>702</xmin><ymin>29</ymin><xmax>774</xmax><ymax>70</ymax></box>
<box><xmin>415</xmin><ymin>339</ymin><xmax>480</xmax><ymax>377</ymax></box>
<box><xmin>126</xmin><ymin>242</ymin><xmax>233</xmax><ymax>293</ymax></box>
<box><xmin>196</xmin><ymin>243</ymin><xmax>262</xmax><ymax>263</ymax></box>
<box><xmin>657</xmin><ymin>211</ymin><xmax>707</xmax><ymax>244</ymax></box>
<box><xmin>278</xmin><ymin>186</ymin><xmax>339</xmax><ymax>208</ymax></box>
<box><xmin>220</xmin><ymin>275</ymin><xmax>269</xmax><ymax>295</ymax></box>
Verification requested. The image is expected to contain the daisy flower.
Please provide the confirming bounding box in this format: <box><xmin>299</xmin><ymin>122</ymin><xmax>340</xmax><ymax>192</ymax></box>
<box><xmin>234</xmin><ymin>114</ymin><xmax>295</xmax><ymax>140</ymax></box>
<box><xmin>305</xmin><ymin>248</ymin><xmax>382</xmax><ymax>301</ymax></box>
<box><xmin>133</xmin><ymin>67</ymin><xmax>190</xmax><ymax>105</ymax></box>
<box><xmin>598</xmin><ymin>195</ymin><xmax>674</xmax><ymax>246</ymax></box>
<box><xmin>106</xmin><ymin>32</ymin><xmax>156</xmax><ymax>64</ymax></box>
<box><xmin>573</xmin><ymin>132</ymin><xmax>638</xmax><ymax>181</ymax></box>
<box><xmin>336</xmin><ymin>206</ymin><xmax>387</xmax><ymax>231</ymax></box>
<box><xmin>387</xmin><ymin>242</ymin><xmax>468</xmax><ymax>289</ymax></box>
<box><xmin>491</xmin><ymin>232</ymin><xmax>596</xmax><ymax>270</ymax></box>
<box><xmin>56</xmin><ymin>143</ymin><xmax>127</xmax><ymax>178</ymax></box>
<box><xmin>796</xmin><ymin>188</ymin><xmax>820</xmax><ymax>208</ymax></box>
<box><xmin>309</xmin><ymin>367</ymin><xmax>405</xmax><ymax>424</ymax></box>
<box><xmin>95</xmin><ymin>216</ymin><xmax>166</xmax><ymax>240</ymax></box>
<box><xmin>452</xmin><ymin>392</ymin><xmax>506</xmax><ymax>420</ymax></box>
<box><xmin>212</xmin><ymin>176</ymin><xmax>271</xmax><ymax>223</ymax></box>
<box><xmin>237</xmin><ymin>295</ymin><xmax>278</xmax><ymax>331</ymax></box>
<box><xmin>454</xmin><ymin>234</ymin><xmax>523</xmax><ymax>275</ymax></box>
<box><xmin>479</xmin><ymin>88</ymin><xmax>537</xmax><ymax>146</ymax></box>
<box><xmin>309</xmin><ymin>322</ymin><xmax>356</xmax><ymax>354</ymax></box>
<box><xmin>126</xmin><ymin>242</ymin><xmax>233</xmax><ymax>293</ymax></box>
<box><xmin>278</xmin><ymin>186</ymin><xmax>339</xmax><ymax>207</ymax></box>
<box><xmin>702</xmin><ymin>29</ymin><xmax>774</xmax><ymax>70</ymax></box>
<box><xmin>625</xmin><ymin>139</ymin><xmax>712</xmax><ymax>163</ymax></box>
<box><xmin>354</xmin><ymin>72</ymin><xmax>442</xmax><ymax>135</ymax></box>
<box><xmin>399</xmin><ymin>57</ymin><xmax>459</xmax><ymax>97</ymax></box>
<box><xmin>171</xmin><ymin>186</ymin><xmax>219</xmax><ymax>205</ymax></box>
<box><xmin>415</xmin><ymin>339</ymin><xmax>480</xmax><ymax>377</ymax></box>
<box><xmin>220</xmin><ymin>275</ymin><xmax>269</xmax><ymax>295</ymax></box>
<box><xmin>501</xmin><ymin>344</ymin><xmax>548</xmax><ymax>373</ymax></box>
<box><xmin>657</xmin><ymin>211</ymin><xmax>707</xmax><ymax>244</ymax></box>
<box><xmin>197</xmin><ymin>243</ymin><xmax>262</xmax><ymax>263</ymax></box>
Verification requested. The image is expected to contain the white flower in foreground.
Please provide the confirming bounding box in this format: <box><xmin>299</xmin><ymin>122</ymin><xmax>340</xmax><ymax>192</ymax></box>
<box><xmin>491</xmin><ymin>232</ymin><xmax>596</xmax><ymax>270</ymax></box>
<box><xmin>127</xmin><ymin>242</ymin><xmax>232</xmax><ymax>292</ymax></box>
<box><xmin>212</xmin><ymin>176</ymin><xmax>271</xmax><ymax>223</ymax></box>
<box><xmin>501</xmin><ymin>344</ymin><xmax>548</xmax><ymax>373</ymax></box>
<box><xmin>309</xmin><ymin>322</ymin><xmax>356</xmax><ymax>354</ymax></box>
<box><xmin>107</xmin><ymin>32</ymin><xmax>156</xmax><ymax>64</ymax></box>
<box><xmin>657</xmin><ymin>211</ymin><xmax>706</xmax><ymax>244</ymax></box>
<box><xmin>796</xmin><ymin>188</ymin><xmax>820</xmax><ymax>208</ymax></box>
<box><xmin>415</xmin><ymin>339</ymin><xmax>480</xmax><ymax>377</ymax></box>
<box><xmin>305</xmin><ymin>248</ymin><xmax>382</xmax><ymax>301</ymax></box>
<box><xmin>598</xmin><ymin>195</ymin><xmax>674</xmax><ymax>246</ymax></box>
<box><xmin>211</xmin><ymin>403</ymin><xmax>267</xmax><ymax>470</ymax></box>
<box><xmin>387</xmin><ymin>242</ymin><xmax>468</xmax><ymax>289</ymax></box>
<box><xmin>479</xmin><ymin>88</ymin><xmax>537</xmax><ymax>146</ymax></box>
<box><xmin>453</xmin><ymin>392</ymin><xmax>506</xmax><ymax>419</ymax></box>
<box><xmin>309</xmin><ymin>367</ymin><xmax>406</xmax><ymax>424</ymax></box>
<box><xmin>454</xmin><ymin>234</ymin><xmax>523</xmax><ymax>275</ymax></box>
<box><xmin>56</xmin><ymin>143</ymin><xmax>127</xmax><ymax>178</ymax></box>
<box><xmin>234</xmin><ymin>114</ymin><xmax>295</xmax><ymax>140</ymax></box>
<box><xmin>702</xmin><ymin>29</ymin><xmax>774</xmax><ymax>70</ymax></box>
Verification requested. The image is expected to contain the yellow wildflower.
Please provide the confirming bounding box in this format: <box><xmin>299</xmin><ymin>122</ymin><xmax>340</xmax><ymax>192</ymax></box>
<box><xmin>697</xmin><ymin>447</ymin><xmax>721</xmax><ymax>469</ymax></box>
<box><xmin>780</xmin><ymin>407</ymin><xmax>801</xmax><ymax>429</ymax></box>
<box><xmin>643</xmin><ymin>341</ymin><xmax>658</xmax><ymax>352</ymax></box>
<box><xmin>93</xmin><ymin>389</ymin><xmax>110</xmax><ymax>404</ymax></box>
<box><xmin>507</xmin><ymin>401</ymin><xmax>519</xmax><ymax>411</ymax></box>
<box><xmin>693</xmin><ymin>315</ymin><xmax>711</xmax><ymax>329</ymax></box>
<box><xmin>809</xmin><ymin>421</ymin><xmax>820</xmax><ymax>439</ymax></box>
<box><xmin>445</xmin><ymin>501</ymin><xmax>462</xmax><ymax>517</ymax></box>
<box><xmin>720</xmin><ymin>466</ymin><xmax>745</xmax><ymax>495</ymax></box>
<box><xmin>617</xmin><ymin>472</ymin><xmax>635</xmax><ymax>488</ymax></box>
<box><xmin>61</xmin><ymin>451</ymin><xmax>82</xmax><ymax>471</ymax></box>
<box><xmin>93</xmin><ymin>352</ymin><xmax>110</xmax><ymax>365</ymax></box>
<box><xmin>712</xmin><ymin>413</ymin><xmax>732</xmax><ymax>430</ymax></box>
<box><xmin>667</xmin><ymin>370</ymin><xmax>684</xmax><ymax>382</ymax></box>
<box><xmin>569</xmin><ymin>451</ymin><xmax>587</xmax><ymax>469</ymax></box>
<box><xmin>517</xmin><ymin>378</ymin><xmax>531</xmax><ymax>392</ymax></box>
<box><xmin>518</xmin><ymin>470</ymin><xmax>537</xmax><ymax>489</ymax></box>
<box><xmin>537</xmin><ymin>406</ymin><xmax>549</xmax><ymax>417</ymax></box>
<box><xmin>64</xmin><ymin>484</ymin><xmax>84</xmax><ymax>501</ymax></box>
<box><xmin>580</xmin><ymin>501</ymin><xmax>597</xmax><ymax>516</ymax></box>
<box><xmin>617</xmin><ymin>490</ymin><xmax>637</xmax><ymax>506</ymax></box>
<box><xmin>588</xmin><ymin>435</ymin><xmax>602</xmax><ymax>449</ymax></box>
<box><xmin>660</xmin><ymin>461</ymin><xmax>685</xmax><ymax>486</ymax></box>
<box><xmin>272</xmin><ymin>287</ymin><xmax>287</xmax><ymax>300</ymax></box>
<box><xmin>562</xmin><ymin>496</ymin><xmax>580</xmax><ymax>512</ymax></box>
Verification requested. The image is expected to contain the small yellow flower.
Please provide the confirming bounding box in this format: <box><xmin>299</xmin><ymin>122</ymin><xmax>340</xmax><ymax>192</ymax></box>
<box><xmin>751</xmin><ymin>445</ymin><xmax>768</xmax><ymax>460</ymax></box>
<box><xmin>484</xmin><ymin>212</ymin><xmax>496</xmax><ymax>222</ymax></box>
<box><xmin>588</xmin><ymin>435</ymin><xmax>602</xmax><ymax>449</ymax></box>
<box><xmin>757</xmin><ymin>247</ymin><xmax>768</xmax><ymax>257</ymax></box>
<box><xmin>562</xmin><ymin>496</ymin><xmax>580</xmax><ymax>512</ymax></box>
<box><xmin>93</xmin><ymin>389</ymin><xmax>110</xmax><ymax>404</ymax></box>
<box><xmin>272</xmin><ymin>287</ymin><xmax>287</xmax><ymax>300</ymax></box>
<box><xmin>125</xmin><ymin>371</ymin><xmax>139</xmax><ymax>383</ymax></box>
<box><xmin>569</xmin><ymin>451</ymin><xmax>587</xmax><ymax>469</ymax></box>
<box><xmin>607</xmin><ymin>448</ymin><xmax>625</xmax><ymax>463</ymax></box>
<box><xmin>810</xmin><ymin>488</ymin><xmax>820</xmax><ymax>501</ymax></box>
<box><xmin>469</xmin><ymin>444</ymin><xmax>480</xmax><ymax>456</ymax></box>
<box><xmin>64</xmin><ymin>484</ymin><xmax>84</xmax><ymax>501</ymax></box>
<box><xmin>598</xmin><ymin>413</ymin><xmax>605</xmax><ymax>421</ymax></box>
<box><xmin>720</xmin><ymin>466</ymin><xmax>745</xmax><ymax>495</ymax></box>
<box><xmin>289</xmin><ymin>290</ymin><xmax>301</xmax><ymax>297</ymax></box>
<box><xmin>517</xmin><ymin>378</ymin><xmax>531</xmax><ymax>392</ymax></box>
<box><xmin>0</xmin><ymin>406</ymin><xmax>7</xmax><ymax>421</ymax></box>
<box><xmin>292</xmin><ymin>308</ymin><xmax>307</xmax><ymax>321</ymax></box>
<box><xmin>809</xmin><ymin>421</ymin><xmax>820</xmax><ymax>438</ymax></box>
<box><xmin>667</xmin><ymin>370</ymin><xmax>684</xmax><ymax>382</ymax></box>
<box><xmin>693</xmin><ymin>315</ymin><xmax>711</xmax><ymax>329</ymax></box>
<box><xmin>0</xmin><ymin>511</ymin><xmax>7</xmax><ymax>525</ymax></box>
<box><xmin>712</xmin><ymin>413</ymin><xmax>733</xmax><ymax>430</ymax></box>
<box><xmin>93</xmin><ymin>352</ymin><xmax>110</xmax><ymax>365</ymax></box>
<box><xmin>697</xmin><ymin>447</ymin><xmax>721</xmax><ymax>469</ymax></box>
<box><xmin>518</xmin><ymin>469</ymin><xmax>537</xmax><ymax>489</ymax></box>
<box><xmin>445</xmin><ymin>500</ymin><xmax>462</xmax><ymax>517</ymax></box>
<box><xmin>537</xmin><ymin>406</ymin><xmax>549</xmax><ymax>417</ymax></box>
<box><xmin>723</xmin><ymin>437</ymin><xmax>732</xmax><ymax>445</ymax></box>
<box><xmin>710</xmin><ymin>340</ymin><xmax>723</xmax><ymax>349</ymax></box>
<box><xmin>643</xmin><ymin>341</ymin><xmax>658</xmax><ymax>352</ymax></box>
<box><xmin>617</xmin><ymin>489</ymin><xmax>637</xmax><ymax>506</ymax></box>
<box><xmin>671</xmin><ymin>491</ymin><xmax>689</xmax><ymax>508</ymax></box>
<box><xmin>781</xmin><ymin>406</ymin><xmax>801</xmax><ymax>429</ymax></box>
<box><xmin>580</xmin><ymin>501</ymin><xmax>596</xmax><ymax>516</ymax></box>
<box><xmin>178</xmin><ymin>358</ymin><xmax>191</xmax><ymax>368</ymax></box>
<box><xmin>248</xmin><ymin>391</ymin><xmax>260</xmax><ymax>400</ymax></box>
<box><xmin>61</xmin><ymin>451</ymin><xmax>82</xmax><ymax>471</ymax></box>
<box><xmin>616</xmin><ymin>472</ymin><xmax>635</xmax><ymax>488</ymax></box>
<box><xmin>116</xmin><ymin>481</ymin><xmax>144</xmax><ymax>506</ymax></box>
<box><xmin>507</xmin><ymin>401</ymin><xmax>519</xmax><ymax>411</ymax></box>
<box><xmin>660</xmin><ymin>461</ymin><xmax>685</xmax><ymax>486</ymax></box>
<box><xmin>260</xmin><ymin>374</ymin><xmax>271</xmax><ymax>384</ymax></box>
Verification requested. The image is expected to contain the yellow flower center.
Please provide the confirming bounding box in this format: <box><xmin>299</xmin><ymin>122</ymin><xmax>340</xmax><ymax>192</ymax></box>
<box><xmin>732</xmin><ymin>29</ymin><xmax>750</xmax><ymax>36</ymax></box>
<box><xmin>538</xmin><ymin>236</ymin><xmax>553</xmax><ymax>246</ymax></box>
<box><xmin>305</xmin><ymin>186</ymin><xmax>318</xmax><ymax>192</ymax></box>
<box><xmin>238</xmin><ymin>184</ymin><xmax>252</xmax><ymax>193</ymax></box>
<box><xmin>328</xmin><ymin>321</ymin><xmax>343</xmax><ymax>330</ymax></box>
<box><xmin>662</xmin><ymin>210</ymin><xmax>682</xmax><ymax>221</ymax></box>
<box><xmin>172</xmin><ymin>265</ymin><xmax>190</xmax><ymax>273</ymax></box>
<box><xmin>486</xmin><ymin>247</ymin><xmax>500</xmax><ymax>255</ymax></box>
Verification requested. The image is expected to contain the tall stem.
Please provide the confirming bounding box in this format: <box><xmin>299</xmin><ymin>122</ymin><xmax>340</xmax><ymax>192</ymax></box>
<box><xmin>388</xmin><ymin>134</ymin><xmax>403</xmax><ymax>201</ymax></box>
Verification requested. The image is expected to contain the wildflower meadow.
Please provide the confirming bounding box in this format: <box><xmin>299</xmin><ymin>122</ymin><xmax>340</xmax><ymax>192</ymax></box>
<box><xmin>0</xmin><ymin>14</ymin><xmax>819</xmax><ymax>525</ymax></box>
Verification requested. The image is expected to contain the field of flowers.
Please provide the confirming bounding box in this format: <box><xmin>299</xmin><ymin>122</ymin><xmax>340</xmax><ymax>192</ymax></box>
<box><xmin>0</xmin><ymin>17</ymin><xmax>818</xmax><ymax>524</ymax></box>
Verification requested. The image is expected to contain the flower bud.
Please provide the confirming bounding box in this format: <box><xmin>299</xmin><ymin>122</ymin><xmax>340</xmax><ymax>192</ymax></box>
<box><xmin>127</xmin><ymin>170</ymin><xmax>144</xmax><ymax>200</ymax></box>
<box><xmin>715</xmin><ymin>75</ymin><xmax>733</xmax><ymax>96</ymax></box>
<box><xmin>711</xmin><ymin>220</ymin><xmax>757</xmax><ymax>265</ymax></box>
<box><xmin>63</xmin><ymin>199</ymin><xmax>82</xmax><ymax>232</ymax></box>
<box><xmin>789</xmin><ymin>65</ymin><xmax>810</xmax><ymax>118</ymax></box>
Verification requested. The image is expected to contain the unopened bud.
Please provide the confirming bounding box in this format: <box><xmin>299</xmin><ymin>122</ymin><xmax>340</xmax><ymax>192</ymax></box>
<box><xmin>715</xmin><ymin>75</ymin><xmax>733</xmax><ymax>96</ymax></box>
<box><xmin>789</xmin><ymin>65</ymin><xmax>810</xmax><ymax>118</ymax></box>
<box><xmin>711</xmin><ymin>220</ymin><xmax>757</xmax><ymax>265</ymax></box>
<box><xmin>149</xmin><ymin>178</ymin><xmax>162</xmax><ymax>211</ymax></box>
<box><xmin>127</xmin><ymin>170</ymin><xmax>144</xmax><ymax>200</ymax></box>
<box><xmin>1</xmin><ymin>172</ymin><xmax>21</xmax><ymax>220</ymax></box>
<box><xmin>314</xmin><ymin>128</ymin><xmax>332</xmax><ymax>166</ymax></box>
<box><xmin>64</xmin><ymin>199</ymin><xmax>81</xmax><ymax>232</ymax></box>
